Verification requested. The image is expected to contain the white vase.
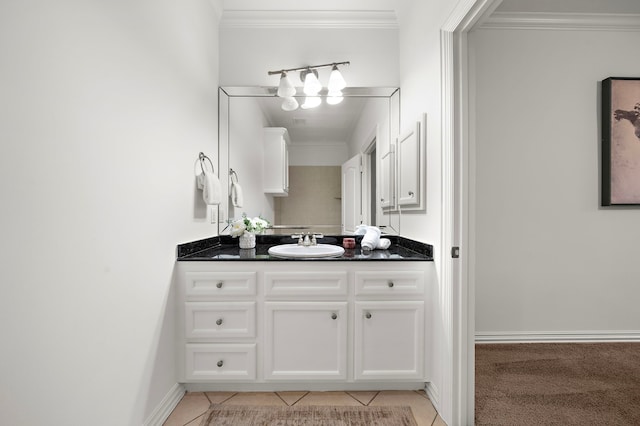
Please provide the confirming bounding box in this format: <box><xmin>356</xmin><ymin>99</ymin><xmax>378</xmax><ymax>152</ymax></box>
<box><xmin>238</xmin><ymin>232</ymin><xmax>256</xmax><ymax>249</ymax></box>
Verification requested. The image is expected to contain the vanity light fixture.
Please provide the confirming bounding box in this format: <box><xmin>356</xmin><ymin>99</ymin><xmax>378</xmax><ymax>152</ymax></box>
<box><xmin>281</xmin><ymin>97</ymin><xmax>299</xmax><ymax>111</ymax></box>
<box><xmin>301</xmin><ymin>96</ymin><xmax>321</xmax><ymax>110</ymax></box>
<box><xmin>267</xmin><ymin>61</ymin><xmax>350</xmax><ymax>111</ymax></box>
<box><xmin>276</xmin><ymin>71</ymin><xmax>296</xmax><ymax>98</ymax></box>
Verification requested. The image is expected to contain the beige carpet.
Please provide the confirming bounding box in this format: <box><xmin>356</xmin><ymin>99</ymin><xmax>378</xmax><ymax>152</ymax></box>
<box><xmin>476</xmin><ymin>342</ymin><xmax>640</xmax><ymax>425</ymax></box>
<box><xmin>198</xmin><ymin>404</ymin><xmax>418</xmax><ymax>426</ymax></box>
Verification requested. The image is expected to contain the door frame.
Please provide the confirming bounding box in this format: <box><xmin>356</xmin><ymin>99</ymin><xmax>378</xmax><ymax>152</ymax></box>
<box><xmin>440</xmin><ymin>0</ymin><xmax>503</xmax><ymax>424</ymax></box>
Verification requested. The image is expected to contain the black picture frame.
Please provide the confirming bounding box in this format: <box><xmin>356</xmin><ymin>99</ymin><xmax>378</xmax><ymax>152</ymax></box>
<box><xmin>601</xmin><ymin>77</ymin><xmax>640</xmax><ymax>206</ymax></box>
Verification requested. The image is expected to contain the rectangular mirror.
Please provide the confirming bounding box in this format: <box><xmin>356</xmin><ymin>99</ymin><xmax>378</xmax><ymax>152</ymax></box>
<box><xmin>218</xmin><ymin>87</ymin><xmax>400</xmax><ymax>236</ymax></box>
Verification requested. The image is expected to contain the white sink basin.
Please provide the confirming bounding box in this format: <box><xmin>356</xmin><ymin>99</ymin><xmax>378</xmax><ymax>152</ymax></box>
<box><xmin>268</xmin><ymin>244</ymin><xmax>345</xmax><ymax>259</ymax></box>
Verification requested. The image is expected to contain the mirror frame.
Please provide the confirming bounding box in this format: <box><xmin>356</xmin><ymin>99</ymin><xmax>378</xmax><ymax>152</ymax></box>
<box><xmin>218</xmin><ymin>86</ymin><xmax>401</xmax><ymax>236</ymax></box>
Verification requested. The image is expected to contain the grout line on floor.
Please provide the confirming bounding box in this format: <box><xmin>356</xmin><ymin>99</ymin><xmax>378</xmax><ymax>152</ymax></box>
<box><xmin>345</xmin><ymin>392</ymin><xmax>365</xmax><ymax>406</ymax></box>
<box><xmin>288</xmin><ymin>391</ymin><xmax>310</xmax><ymax>406</ymax></box>
<box><xmin>365</xmin><ymin>390</ymin><xmax>381</xmax><ymax>406</ymax></box>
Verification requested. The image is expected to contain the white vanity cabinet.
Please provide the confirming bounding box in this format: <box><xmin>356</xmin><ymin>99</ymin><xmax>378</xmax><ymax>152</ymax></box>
<box><xmin>176</xmin><ymin>261</ymin><xmax>430</xmax><ymax>390</ymax></box>
<box><xmin>177</xmin><ymin>270</ymin><xmax>258</xmax><ymax>382</ymax></box>
<box><xmin>353</xmin><ymin>271</ymin><xmax>425</xmax><ymax>380</ymax></box>
<box><xmin>263</xmin><ymin>127</ymin><xmax>290</xmax><ymax>196</ymax></box>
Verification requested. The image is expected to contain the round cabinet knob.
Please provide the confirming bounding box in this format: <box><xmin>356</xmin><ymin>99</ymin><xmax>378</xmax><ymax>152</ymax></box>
<box><xmin>217</xmin><ymin>360</ymin><xmax>224</xmax><ymax>368</ymax></box>
<box><xmin>408</xmin><ymin>191</ymin><xmax>414</xmax><ymax>197</ymax></box>
<box><xmin>331</xmin><ymin>313</ymin><xmax>338</xmax><ymax>320</ymax></box>
<box><xmin>388</xmin><ymin>281</ymin><xmax>395</xmax><ymax>288</ymax></box>
<box><xmin>216</xmin><ymin>318</ymin><xmax>223</xmax><ymax>326</ymax></box>
<box><xmin>365</xmin><ymin>312</ymin><xmax>372</xmax><ymax>319</ymax></box>
<box><xmin>216</xmin><ymin>282</ymin><xmax>223</xmax><ymax>289</ymax></box>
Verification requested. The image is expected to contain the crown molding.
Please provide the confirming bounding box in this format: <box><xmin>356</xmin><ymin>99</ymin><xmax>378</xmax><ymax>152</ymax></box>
<box><xmin>208</xmin><ymin>0</ymin><xmax>223</xmax><ymax>23</ymax></box>
<box><xmin>220</xmin><ymin>10</ymin><xmax>398</xmax><ymax>29</ymax></box>
<box><xmin>480</xmin><ymin>12</ymin><xmax>640</xmax><ymax>31</ymax></box>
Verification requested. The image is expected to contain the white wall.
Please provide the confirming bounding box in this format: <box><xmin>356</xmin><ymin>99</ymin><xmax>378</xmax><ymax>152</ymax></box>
<box><xmin>0</xmin><ymin>1</ymin><xmax>220</xmax><ymax>424</ymax></box>
<box><xmin>227</xmin><ymin>97</ymin><xmax>275</xmax><ymax>223</ymax></box>
<box><xmin>219</xmin><ymin>27</ymin><xmax>399</xmax><ymax>87</ymax></box>
<box><xmin>289</xmin><ymin>143</ymin><xmax>349</xmax><ymax>166</ymax></box>
<box><xmin>472</xmin><ymin>27</ymin><xmax>640</xmax><ymax>336</ymax></box>
<box><xmin>396</xmin><ymin>0</ymin><xmax>461</xmax><ymax>418</ymax></box>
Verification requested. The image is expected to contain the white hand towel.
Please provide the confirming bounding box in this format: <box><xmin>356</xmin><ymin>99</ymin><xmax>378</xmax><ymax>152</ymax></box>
<box><xmin>230</xmin><ymin>172</ymin><xmax>244</xmax><ymax>208</ymax></box>
<box><xmin>361</xmin><ymin>226</ymin><xmax>381</xmax><ymax>251</ymax></box>
<box><xmin>376</xmin><ymin>238</ymin><xmax>391</xmax><ymax>250</ymax></box>
<box><xmin>202</xmin><ymin>170</ymin><xmax>221</xmax><ymax>205</ymax></box>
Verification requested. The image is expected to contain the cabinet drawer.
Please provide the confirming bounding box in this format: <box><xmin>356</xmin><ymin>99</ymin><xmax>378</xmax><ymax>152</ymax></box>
<box><xmin>264</xmin><ymin>271</ymin><xmax>348</xmax><ymax>297</ymax></box>
<box><xmin>184</xmin><ymin>271</ymin><xmax>256</xmax><ymax>299</ymax></box>
<box><xmin>185</xmin><ymin>343</ymin><xmax>256</xmax><ymax>381</ymax></box>
<box><xmin>354</xmin><ymin>271</ymin><xmax>424</xmax><ymax>297</ymax></box>
<box><xmin>185</xmin><ymin>302</ymin><xmax>256</xmax><ymax>339</ymax></box>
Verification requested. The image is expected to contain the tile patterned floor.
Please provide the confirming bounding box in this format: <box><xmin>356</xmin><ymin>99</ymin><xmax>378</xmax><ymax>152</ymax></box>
<box><xmin>163</xmin><ymin>390</ymin><xmax>447</xmax><ymax>426</ymax></box>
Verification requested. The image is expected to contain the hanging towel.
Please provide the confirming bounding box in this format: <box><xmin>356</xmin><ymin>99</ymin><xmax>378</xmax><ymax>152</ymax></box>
<box><xmin>201</xmin><ymin>169</ymin><xmax>221</xmax><ymax>205</ymax></box>
<box><xmin>361</xmin><ymin>226</ymin><xmax>381</xmax><ymax>251</ymax></box>
<box><xmin>230</xmin><ymin>171</ymin><xmax>244</xmax><ymax>208</ymax></box>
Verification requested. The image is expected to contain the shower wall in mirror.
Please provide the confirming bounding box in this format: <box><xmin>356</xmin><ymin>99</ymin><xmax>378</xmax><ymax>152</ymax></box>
<box><xmin>218</xmin><ymin>87</ymin><xmax>400</xmax><ymax>236</ymax></box>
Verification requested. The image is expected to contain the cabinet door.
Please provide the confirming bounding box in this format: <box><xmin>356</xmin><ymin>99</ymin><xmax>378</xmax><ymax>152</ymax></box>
<box><xmin>354</xmin><ymin>301</ymin><xmax>424</xmax><ymax>380</ymax></box>
<box><xmin>264</xmin><ymin>302</ymin><xmax>347</xmax><ymax>380</ymax></box>
<box><xmin>398</xmin><ymin>122</ymin><xmax>420</xmax><ymax>207</ymax></box>
<box><xmin>380</xmin><ymin>146</ymin><xmax>395</xmax><ymax>210</ymax></box>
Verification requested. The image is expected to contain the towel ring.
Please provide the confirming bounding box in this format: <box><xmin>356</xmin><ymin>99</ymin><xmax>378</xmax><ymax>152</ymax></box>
<box><xmin>229</xmin><ymin>168</ymin><xmax>238</xmax><ymax>183</ymax></box>
<box><xmin>198</xmin><ymin>152</ymin><xmax>215</xmax><ymax>174</ymax></box>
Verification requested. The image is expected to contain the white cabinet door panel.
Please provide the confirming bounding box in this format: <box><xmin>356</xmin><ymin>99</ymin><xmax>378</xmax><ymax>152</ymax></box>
<box><xmin>354</xmin><ymin>301</ymin><xmax>424</xmax><ymax>380</ymax></box>
<box><xmin>264</xmin><ymin>302</ymin><xmax>348</xmax><ymax>380</ymax></box>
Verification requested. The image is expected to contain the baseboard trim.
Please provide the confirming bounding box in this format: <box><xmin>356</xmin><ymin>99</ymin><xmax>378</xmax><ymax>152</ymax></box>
<box><xmin>424</xmin><ymin>382</ymin><xmax>440</xmax><ymax>412</ymax></box>
<box><xmin>143</xmin><ymin>383</ymin><xmax>186</xmax><ymax>426</ymax></box>
<box><xmin>476</xmin><ymin>330</ymin><xmax>640</xmax><ymax>344</ymax></box>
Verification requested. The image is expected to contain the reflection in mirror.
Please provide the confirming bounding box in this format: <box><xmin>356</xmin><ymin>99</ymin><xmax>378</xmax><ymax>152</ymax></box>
<box><xmin>219</xmin><ymin>87</ymin><xmax>400</xmax><ymax>236</ymax></box>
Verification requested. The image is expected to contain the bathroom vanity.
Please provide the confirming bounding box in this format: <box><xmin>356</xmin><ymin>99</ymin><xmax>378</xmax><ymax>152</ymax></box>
<box><xmin>175</xmin><ymin>235</ymin><xmax>433</xmax><ymax>391</ymax></box>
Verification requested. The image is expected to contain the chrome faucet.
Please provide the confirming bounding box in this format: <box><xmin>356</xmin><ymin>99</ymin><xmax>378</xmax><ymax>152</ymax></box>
<box><xmin>291</xmin><ymin>232</ymin><xmax>324</xmax><ymax>246</ymax></box>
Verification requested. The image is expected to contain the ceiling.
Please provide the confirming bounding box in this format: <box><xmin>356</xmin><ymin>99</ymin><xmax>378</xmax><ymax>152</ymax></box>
<box><xmin>257</xmin><ymin>96</ymin><xmax>368</xmax><ymax>145</ymax></box>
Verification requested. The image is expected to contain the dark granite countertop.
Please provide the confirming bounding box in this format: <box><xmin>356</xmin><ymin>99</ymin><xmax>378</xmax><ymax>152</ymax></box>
<box><xmin>177</xmin><ymin>235</ymin><xmax>433</xmax><ymax>261</ymax></box>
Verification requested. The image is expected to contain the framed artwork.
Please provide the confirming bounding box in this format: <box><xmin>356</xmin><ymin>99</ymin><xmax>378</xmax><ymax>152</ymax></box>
<box><xmin>602</xmin><ymin>77</ymin><xmax>640</xmax><ymax>206</ymax></box>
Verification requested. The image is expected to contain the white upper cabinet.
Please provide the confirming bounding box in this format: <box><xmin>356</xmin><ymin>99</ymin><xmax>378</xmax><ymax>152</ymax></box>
<box><xmin>263</xmin><ymin>127</ymin><xmax>290</xmax><ymax>196</ymax></box>
<box><xmin>398</xmin><ymin>116</ymin><xmax>425</xmax><ymax>210</ymax></box>
<box><xmin>380</xmin><ymin>144</ymin><xmax>395</xmax><ymax>210</ymax></box>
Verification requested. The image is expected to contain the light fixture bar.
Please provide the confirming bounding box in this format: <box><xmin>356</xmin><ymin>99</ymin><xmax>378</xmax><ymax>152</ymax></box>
<box><xmin>267</xmin><ymin>61</ymin><xmax>350</xmax><ymax>76</ymax></box>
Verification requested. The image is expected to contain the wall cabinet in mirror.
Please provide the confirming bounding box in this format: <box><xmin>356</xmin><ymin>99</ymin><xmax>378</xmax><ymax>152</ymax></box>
<box><xmin>398</xmin><ymin>115</ymin><xmax>426</xmax><ymax>210</ymax></box>
<box><xmin>380</xmin><ymin>145</ymin><xmax>395</xmax><ymax>210</ymax></box>
<box><xmin>263</xmin><ymin>127</ymin><xmax>290</xmax><ymax>196</ymax></box>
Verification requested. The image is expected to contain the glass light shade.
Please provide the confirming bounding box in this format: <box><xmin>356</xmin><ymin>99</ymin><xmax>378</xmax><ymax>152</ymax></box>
<box><xmin>327</xmin><ymin>66</ymin><xmax>346</xmax><ymax>92</ymax></box>
<box><xmin>277</xmin><ymin>72</ymin><xmax>296</xmax><ymax>97</ymax></box>
<box><xmin>301</xmin><ymin>96</ymin><xmax>321</xmax><ymax>109</ymax></box>
<box><xmin>326</xmin><ymin>95</ymin><xmax>344</xmax><ymax>105</ymax></box>
<box><xmin>281</xmin><ymin>97</ymin><xmax>299</xmax><ymax>111</ymax></box>
<box><xmin>302</xmin><ymin>70</ymin><xmax>322</xmax><ymax>95</ymax></box>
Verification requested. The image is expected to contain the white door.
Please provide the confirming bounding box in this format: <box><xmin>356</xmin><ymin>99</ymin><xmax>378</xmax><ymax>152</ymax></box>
<box><xmin>341</xmin><ymin>154</ymin><xmax>362</xmax><ymax>233</ymax></box>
